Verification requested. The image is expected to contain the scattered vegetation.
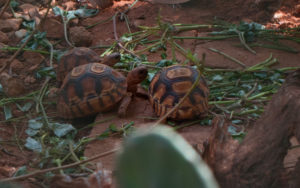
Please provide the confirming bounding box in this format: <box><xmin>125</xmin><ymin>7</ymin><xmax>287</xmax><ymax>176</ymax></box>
<box><xmin>0</xmin><ymin>0</ymin><xmax>299</xmax><ymax>185</ymax></box>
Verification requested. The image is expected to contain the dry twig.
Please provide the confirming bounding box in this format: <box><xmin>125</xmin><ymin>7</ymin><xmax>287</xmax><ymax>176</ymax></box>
<box><xmin>0</xmin><ymin>148</ymin><xmax>119</xmax><ymax>182</ymax></box>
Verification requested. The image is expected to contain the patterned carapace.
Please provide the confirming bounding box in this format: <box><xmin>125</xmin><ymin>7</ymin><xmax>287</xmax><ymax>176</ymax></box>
<box><xmin>56</xmin><ymin>47</ymin><xmax>120</xmax><ymax>85</ymax></box>
<box><xmin>57</xmin><ymin>63</ymin><xmax>127</xmax><ymax>119</ymax></box>
<box><xmin>149</xmin><ymin>65</ymin><xmax>209</xmax><ymax>121</ymax></box>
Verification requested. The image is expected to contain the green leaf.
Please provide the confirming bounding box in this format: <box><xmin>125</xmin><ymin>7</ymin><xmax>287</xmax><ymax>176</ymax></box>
<box><xmin>270</xmin><ymin>73</ymin><xmax>281</xmax><ymax>81</ymax></box>
<box><xmin>3</xmin><ymin>105</ymin><xmax>12</xmax><ymax>120</ymax></box>
<box><xmin>25</xmin><ymin>137</ymin><xmax>42</xmax><ymax>153</ymax></box>
<box><xmin>212</xmin><ymin>75</ymin><xmax>223</xmax><ymax>81</ymax></box>
<box><xmin>10</xmin><ymin>0</ymin><xmax>19</xmax><ymax>9</ymax></box>
<box><xmin>16</xmin><ymin>102</ymin><xmax>33</xmax><ymax>112</ymax></box>
<box><xmin>156</xmin><ymin>59</ymin><xmax>175</xmax><ymax>67</ymax></box>
<box><xmin>49</xmin><ymin>123</ymin><xmax>76</xmax><ymax>137</ymax></box>
<box><xmin>72</xmin><ymin>8</ymin><xmax>99</xmax><ymax>18</ymax></box>
<box><xmin>28</xmin><ymin>119</ymin><xmax>43</xmax><ymax>129</ymax></box>
<box><xmin>231</xmin><ymin>119</ymin><xmax>243</xmax><ymax>124</ymax></box>
<box><xmin>161</xmin><ymin>52</ymin><xmax>167</xmax><ymax>59</ymax></box>
<box><xmin>52</xmin><ymin>6</ymin><xmax>65</xmax><ymax>17</ymax></box>
<box><xmin>13</xmin><ymin>166</ymin><xmax>27</xmax><ymax>177</ymax></box>
<box><xmin>109</xmin><ymin>124</ymin><xmax>119</xmax><ymax>132</ymax></box>
<box><xmin>254</xmin><ymin>72</ymin><xmax>267</xmax><ymax>79</ymax></box>
<box><xmin>25</xmin><ymin>128</ymin><xmax>39</xmax><ymax>136</ymax></box>
<box><xmin>147</xmin><ymin>69</ymin><xmax>157</xmax><ymax>82</ymax></box>
<box><xmin>53</xmin><ymin>6</ymin><xmax>98</xmax><ymax>22</ymax></box>
<box><xmin>238</xmin><ymin>90</ymin><xmax>246</xmax><ymax>97</ymax></box>
<box><xmin>98</xmin><ymin>131</ymin><xmax>110</xmax><ymax>140</ymax></box>
<box><xmin>123</xmin><ymin>122</ymin><xmax>134</xmax><ymax>130</ymax></box>
<box><xmin>120</xmin><ymin>35</ymin><xmax>132</xmax><ymax>43</ymax></box>
<box><xmin>228</xmin><ymin>125</ymin><xmax>246</xmax><ymax>142</ymax></box>
<box><xmin>22</xmin><ymin>20</ymin><xmax>36</xmax><ymax>30</ymax></box>
<box><xmin>116</xmin><ymin>126</ymin><xmax>219</xmax><ymax>188</ymax></box>
<box><xmin>36</xmin><ymin>66</ymin><xmax>56</xmax><ymax>79</ymax></box>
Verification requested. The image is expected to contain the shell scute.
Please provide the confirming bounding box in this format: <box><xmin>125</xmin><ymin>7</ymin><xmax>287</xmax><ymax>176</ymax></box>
<box><xmin>57</xmin><ymin>47</ymin><xmax>100</xmax><ymax>83</ymax></box>
<box><xmin>57</xmin><ymin>63</ymin><xmax>127</xmax><ymax>119</ymax></box>
<box><xmin>149</xmin><ymin>65</ymin><xmax>209</xmax><ymax>121</ymax></box>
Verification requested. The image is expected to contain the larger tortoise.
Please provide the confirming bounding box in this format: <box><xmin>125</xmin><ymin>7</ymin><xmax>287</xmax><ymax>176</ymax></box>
<box><xmin>148</xmin><ymin>65</ymin><xmax>209</xmax><ymax>121</ymax></box>
<box><xmin>57</xmin><ymin>63</ymin><xmax>148</xmax><ymax>119</ymax></box>
<box><xmin>57</xmin><ymin>47</ymin><xmax>120</xmax><ymax>85</ymax></box>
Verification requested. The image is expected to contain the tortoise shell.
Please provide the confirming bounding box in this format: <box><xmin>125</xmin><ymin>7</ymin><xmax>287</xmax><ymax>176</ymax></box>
<box><xmin>57</xmin><ymin>47</ymin><xmax>100</xmax><ymax>83</ymax></box>
<box><xmin>56</xmin><ymin>47</ymin><xmax>120</xmax><ymax>84</ymax></box>
<box><xmin>57</xmin><ymin>63</ymin><xmax>127</xmax><ymax>119</ymax></box>
<box><xmin>148</xmin><ymin>65</ymin><xmax>209</xmax><ymax>121</ymax></box>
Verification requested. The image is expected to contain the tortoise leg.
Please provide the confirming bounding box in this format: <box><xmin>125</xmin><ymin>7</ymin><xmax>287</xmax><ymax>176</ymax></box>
<box><xmin>118</xmin><ymin>92</ymin><xmax>133</xmax><ymax>117</ymax></box>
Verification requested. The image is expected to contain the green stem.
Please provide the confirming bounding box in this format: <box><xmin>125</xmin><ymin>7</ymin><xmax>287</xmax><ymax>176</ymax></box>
<box><xmin>279</xmin><ymin>67</ymin><xmax>300</xmax><ymax>72</ymax></box>
<box><xmin>234</xmin><ymin>29</ymin><xmax>256</xmax><ymax>54</ymax></box>
<box><xmin>0</xmin><ymin>47</ymin><xmax>50</xmax><ymax>55</ymax></box>
<box><xmin>237</xmin><ymin>108</ymin><xmax>264</xmax><ymax>115</ymax></box>
<box><xmin>208</xmin><ymin>48</ymin><xmax>246</xmax><ymax>68</ymax></box>
<box><xmin>62</xmin><ymin>18</ymin><xmax>74</xmax><ymax>47</ymax></box>
<box><xmin>247</xmin><ymin>90</ymin><xmax>276</xmax><ymax>100</ymax></box>
<box><xmin>173</xmin><ymin>35</ymin><xmax>236</xmax><ymax>40</ymax></box>
<box><xmin>135</xmin><ymin>41</ymin><xmax>161</xmax><ymax>54</ymax></box>
<box><xmin>85</xmin><ymin>16</ymin><xmax>114</xmax><ymax>29</ymax></box>
<box><xmin>209</xmin><ymin>100</ymin><xmax>236</xmax><ymax>105</ymax></box>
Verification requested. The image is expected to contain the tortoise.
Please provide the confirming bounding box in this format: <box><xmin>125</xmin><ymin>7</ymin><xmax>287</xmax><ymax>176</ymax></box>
<box><xmin>57</xmin><ymin>63</ymin><xmax>148</xmax><ymax>119</ymax></box>
<box><xmin>148</xmin><ymin>65</ymin><xmax>209</xmax><ymax>121</ymax></box>
<box><xmin>57</xmin><ymin>47</ymin><xmax>120</xmax><ymax>85</ymax></box>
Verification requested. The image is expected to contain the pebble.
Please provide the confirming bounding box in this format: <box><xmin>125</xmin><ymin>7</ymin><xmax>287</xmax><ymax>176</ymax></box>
<box><xmin>15</xmin><ymin>29</ymin><xmax>27</xmax><ymax>39</ymax></box>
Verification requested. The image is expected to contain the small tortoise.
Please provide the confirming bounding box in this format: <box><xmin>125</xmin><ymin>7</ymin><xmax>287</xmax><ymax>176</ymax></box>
<box><xmin>148</xmin><ymin>65</ymin><xmax>209</xmax><ymax>121</ymax></box>
<box><xmin>57</xmin><ymin>63</ymin><xmax>148</xmax><ymax>119</ymax></box>
<box><xmin>57</xmin><ymin>47</ymin><xmax>120</xmax><ymax>85</ymax></box>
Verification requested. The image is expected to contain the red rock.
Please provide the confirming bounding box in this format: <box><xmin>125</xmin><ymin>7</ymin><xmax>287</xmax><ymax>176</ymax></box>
<box><xmin>2</xmin><ymin>12</ymin><xmax>12</xmax><ymax>19</ymax></box>
<box><xmin>0</xmin><ymin>31</ymin><xmax>9</xmax><ymax>44</ymax></box>
<box><xmin>0</xmin><ymin>19</ymin><xmax>22</xmax><ymax>32</ymax></box>
<box><xmin>10</xmin><ymin>59</ymin><xmax>24</xmax><ymax>74</ymax></box>
<box><xmin>88</xmin><ymin>0</ymin><xmax>113</xmax><ymax>9</ymax></box>
<box><xmin>69</xmin><ymin>26</ymin><xmax>92</xmax><ymax>47</ymax></box>
<box><xmin>19</xmin><ymin>3</ymin><xmax>38</xmax><ymax>13</ymax></box>
<box><xmin>41</xmin><ymin>18</ymin><xmax>64</xmax><ymax>39</ymax></box>
<box><xmin>0</xmin><ymin>73</ymin><xmax>25</xmax><ymax>97</ymax></box>
<box><xmin>23</xmin><ymin>51</ymin><xmax>45</xmax><ymax>66</ymax></box>
<box><xmin>24</xmin><ymin>75</ymin><xmax>36</xmax><ymax>85</ymax></box>
<box><xmin>295</xmin><ymin>4</ymin><xmax>300</xmax><ymax>15</ymax></box>
<box><xmin>0</xmin><ymin>166</ymin><xmax>16</xmax><ymax>177</ymax></box>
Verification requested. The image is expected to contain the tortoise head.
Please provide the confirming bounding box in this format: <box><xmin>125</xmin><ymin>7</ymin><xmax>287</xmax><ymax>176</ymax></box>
<box><xmin>127</xmin><ymin>66</ymin><xmax>148</xmax><ymax>85</ymax></box>
<box><xmin>102</xmin><ymin>52</ymin><xmax>121</xmax><ymax>67</ymax></box>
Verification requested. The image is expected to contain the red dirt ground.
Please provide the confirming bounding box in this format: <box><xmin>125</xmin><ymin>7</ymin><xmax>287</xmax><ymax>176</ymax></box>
<box><xmin>0</xmin><ymin>0</ymin><xmax>299</xmax><ymax>187</ymax></box>
<box><xmin>83</xmin><ymin>0</ymin><xmax>300</xmax><ymax>171</ymax></box>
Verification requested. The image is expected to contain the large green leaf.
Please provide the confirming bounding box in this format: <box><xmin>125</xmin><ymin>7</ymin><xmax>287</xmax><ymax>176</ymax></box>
<box><xmin>25</xmin><ymin>137</ymin><xmax>42</xmax><ymax>153</ymax></box>
<box><xmin>49</xmin><ymin>122</ymin><xmax>76</xmax><ymax>137</ymax></box>
<box><xmin>116</xmin><ymin>126</ymin><xmax>219</xmax><ymax>188</ymax></box>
